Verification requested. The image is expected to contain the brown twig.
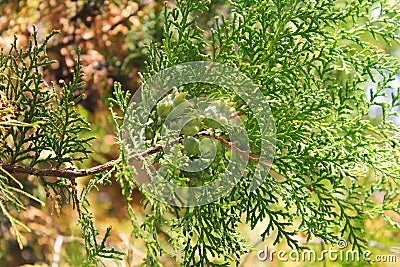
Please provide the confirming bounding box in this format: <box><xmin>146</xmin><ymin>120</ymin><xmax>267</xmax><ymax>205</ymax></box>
<box><xmin>0</xmin><ymin>143</ymin><xmax>164</xmax><ymax>179</ymax></box>
<box><xmin>204</xmin><ymin>130</ymin><xmax>274</xmax><ymax>165</ymax></box>
<box><xmin>0</xmin><ymin>129</ymin><xmax>273</xmax><ymax>180</ymax></box>
<box><xmin>0</xmin><ymin>160</ymin><xmax>118</xmax><ymax>180</ymax></box>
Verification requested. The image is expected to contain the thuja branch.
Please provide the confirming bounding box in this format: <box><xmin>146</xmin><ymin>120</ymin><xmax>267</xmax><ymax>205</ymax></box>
<box><xmin>0</xmin><ymin>159</ymin><xmax>120</xmax><ymax>179</ymax></box>
<box><xmin>0</xmin><ymin>129</ymin><xmax>270</xmax><ymax>179</ymax></box>
<box><xmin>0</xmin><ymin>144</ymin><xmax>164</xmax><ymax>179</ymax></box>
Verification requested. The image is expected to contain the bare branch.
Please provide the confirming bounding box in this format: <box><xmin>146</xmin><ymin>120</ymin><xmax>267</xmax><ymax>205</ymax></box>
<box><xmin>0</xmin><ymin>129</ymin><xmax>271</xmax><ymax>179</ymax></box>
<box><xmin>0</xmin><ymin>143</ymin><xmax>164</xmax><ymax>179</ymax></box>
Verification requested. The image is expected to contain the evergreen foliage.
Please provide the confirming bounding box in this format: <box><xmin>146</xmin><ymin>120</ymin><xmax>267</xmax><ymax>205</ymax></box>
<box><xmin>0</xmin><ymin>0</ymin><xmax>399</xmax><ymax>266</ymax></box>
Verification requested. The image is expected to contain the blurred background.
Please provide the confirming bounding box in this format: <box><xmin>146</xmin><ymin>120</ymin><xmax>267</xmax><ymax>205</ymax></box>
<box><xmin>0</xmin><ymin>0</ymin><xmax>398</xmax><ymax>266</ymax></box>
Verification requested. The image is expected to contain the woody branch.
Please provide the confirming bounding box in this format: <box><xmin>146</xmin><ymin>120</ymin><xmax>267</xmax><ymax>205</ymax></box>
<box><xmin>0</xmin><ymin>129</ymin><xmax>269</xmax><ymax>179</ymax></box>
